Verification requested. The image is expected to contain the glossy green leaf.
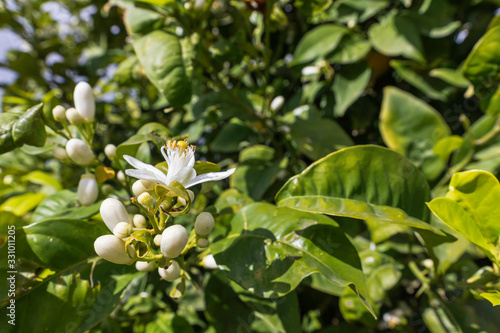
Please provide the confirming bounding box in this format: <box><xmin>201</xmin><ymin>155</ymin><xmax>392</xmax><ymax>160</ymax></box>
<box><xmin>433</xmin><ymin>135</ymin><xmax>464</xmax><ymax>163</ymax></box>
<box><xmin>210</xmin><ymin>118</ymin><xmax>254</xmax><ymax>153</ymax></box>
<box><xmin>231</xmin><ymin>146</ymin><xmax>285</xmax><ymax>200</ymax></box>
<box><xmin>116</xmin><ymin>122</ymin><xmax>169</xmax><ymax>159</ymax></box>
<box><xmin>329</xmin><ymin>32</ymin><xmax>371</xmax><ymax>64</ymax></box>
<box><xmin>333</xmin><ymin>63</ymin><xmax>372</xmax><ymax>117</ymax></box>
<box><xmin>133</xmin><ymin>30</ymin><xmax>192</xmax><ymax>107</ymax></box>
<box><xmin>22</xmin><ymin>170</ymin><xmax>62</xmax><ymax>190</ymax></box>
<box><xmin>462</xmin><ymin>26</ymin><xmax>500</xmax><ymax>115</ymax></box>
<box><xmin>293</xmin><ymin>24</ymin><xmax>347</xmax><ymax>64</ymax></box>
<box><xmin>0</xmin><ymin>193</ymin><xmax>45</xmax><ymax>216</ymax></box>
<box><xmin>31</xmin><ymin>190</ymin><xmax>100</xmax><ymax>223</ymax></box>
<box><xmin>480</xmin><ymin>291</ymin><xmax>500</xmax><ymax>306</ymax></box>
<box><xmin>428</xmin><ymin>170</ymin><xmax>500</xmax><ymax>265</ymax></box>
<box><xmin>145</xmin><ymin>312</ymin><xmax>194</xmax><ymax>333</ymax></box>
<box><xmin>0</xmin><ymin>103</ymin><xmax>46</xmax><ymax>154</ymax></box>
<box><xmin>211</xmin><ymin>202</ymin><xmax>372</xmax><ymax>313</ymax></box>
<box><xmin>282</xmin><ymin>108</ymin><xmax>353</xmax><ymax>160</ymax></box>
<box><xmin>390</xmin><ymin>60</ymin><xmax>448</xmax><ymax>101</ymax></box>
<box><xmin>276</xmin><ymin>145</ymin><xmax>441</xmax><ymax>233</ymax></box>
<box><xmin>295</xmin><ymin>0</ymin><xmax>333</xmax><ymax>16</ymax></box>
<box><xmin>429</xmin><ymin>68</ymin><xmax>470</xmax><ymax>88</ymax></box>
<box><xmin>14</xmin><ymin>218</ymin><xmax>108</xmax><ymax>269</ymax></box>
<box><xmin>368</xmin><ymin>13</ymin><xmax>424</xmax><ymax>62</ymax></box>
<box><xmin>380</xmin><ymin>86</ymin><xmax>450</xmax><ymax>180</ymax></box>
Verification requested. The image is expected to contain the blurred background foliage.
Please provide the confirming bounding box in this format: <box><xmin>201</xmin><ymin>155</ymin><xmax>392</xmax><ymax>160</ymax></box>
<box><xmin>1</xmin><ymin>0</ymin><xmax>500</xmax><ymax>332</ymax></box>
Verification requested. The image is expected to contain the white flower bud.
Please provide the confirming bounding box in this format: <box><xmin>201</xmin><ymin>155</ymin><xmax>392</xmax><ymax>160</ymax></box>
<box><xmin>154</xmin><ymin>234</ymin><xmax>162</xmax><ymax>247</ymax></box>
<box><xmin>158</xmin><ymin>260</ymin><xmax>180</xmax><ymax>281</ymax></box>
<box><xmin>66</xmin><ymin>138</ymin><xmax>95</xmax><ymax>166</ymax></box>
<box><xmin>138</xmin><ymin>192</ymin><xmax>155</xmax><ymax>210</ymax></box>
<box><xmin>136</xmin><ymin>261</ymin><xmax>155</xmax><ymax>272</ymax></box>
<box><xmin>194</xmin><ymin>212</ymin><xmax>215</xmax><ymax>237</ymax></box>
<box><xmin>160</xmin><ymin>224</ymin><xmax>189</xmax><ymax>258</ymax></box>
<box><xmin>133</xmin><ymin>214</ymin><xmax>147</xmax><ymax>229</ymax></box>
<box><xmin>197</xmin><ymin>237</ymin><xmax>209</xmax><ymax>248</ymax></box>
<box><xmin>270</xmin><ymin>96</ymin><xmax>285</xmax><ymax>111</ymax></box>
<box><xmin>116</xmin><ymin>171</ymin><xmax>126</xmax><ymax>183</ymax></box>
<box><xmin>301</xmin><ymin>66</ymin><xmax>320</xmax><ymax>76</ymax></box>
<box><xmin>74</xmin><ymin>81</ymin><xmax>95</xmax><ymax>122</ymax></box>
<box><xmin>65</xmin><ymin>107</ymin><xmax>84</xmax><ymax>125</ymax></box>
<box><xmin>53</xmin><ymin>147</ymin><xmax>68</xmax><ymax>160</ymax></box>
<box><xmin>94</xmin><ymin>235</ymin><xmax>135</xmax><ymax>265</ymax></box>
<box><xmin>132</xmin><ymin>179</ymin><xmax>155</xmax><ymax>197</ymax></box>
<box><xmin>104</xmin><ymin>144</ymin><xmax>116</xmax><ymax>160</ymax></box>
<box><xmin>100</xmin><ymin>198</ymin><xmax>132</xmax><ymax>232</ymax></box>
<box><xmin>52</xmin><ymin>105</ymin><xmax>66</xmax><ymax>122</ymax></box>
<box><xmin>77</xmin><ymin>174</ymin><xmax>98</xmax><ymax>206</ymax></box>
<box><xmin>178</xmin><ymin>189</ymin><xmax>195</xmax><ymax>206</ymax></box>
<box><xmin>202</xmin><ymin>254</ymin><xmax>218</xmax><ymax>269</ymax></box>
<box><xmin>113</xmin><ymin>221</ymin><xmax>133</xmax><ymax>239</ymax></box>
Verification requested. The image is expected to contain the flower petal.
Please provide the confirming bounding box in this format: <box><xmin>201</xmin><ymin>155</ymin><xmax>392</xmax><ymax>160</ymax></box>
<box><xmin>125</xmin><ymin>169</ymin><xmax>166</xmax><ymax>185</ymax></box>
<box><xmin>185</xmin><ymin>168</ymin><xmax>236</xmax><ymax>188</ymax></box>
<box><xmin>171</xmin><ymin>166</ymin><xmax>197</xmax><ymax>186</ymax></box>
<box><xmin>124</xmin><ymin>155</ymin><xmax>168</xmax><ymax>183</ymax></box>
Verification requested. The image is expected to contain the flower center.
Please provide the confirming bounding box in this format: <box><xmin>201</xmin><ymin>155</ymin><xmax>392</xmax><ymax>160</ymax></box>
<box><xmin>165</xmin><ymin>139</ymin><xmax>196</xmax><ymax>155</ymax></box>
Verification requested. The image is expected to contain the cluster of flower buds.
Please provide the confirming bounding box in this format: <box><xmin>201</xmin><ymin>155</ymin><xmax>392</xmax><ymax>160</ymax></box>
<box><xmin>51</xmin><ymin>82</ymin><xmax>117</xmax><ymax>208</ymax></box>
<box><xmin>93</xmin><ymin>139</ymin><xmax>235</xmax><ymax>290</ymax></box>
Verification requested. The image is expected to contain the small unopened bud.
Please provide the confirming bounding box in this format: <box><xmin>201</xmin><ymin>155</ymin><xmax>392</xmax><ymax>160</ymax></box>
<box><xmin>160</xmin><ymin>224</ymin><xmax>189</xmax><ymax>258</ymax></box>
<box><xmin>301</xmin><ymin>66</ymin><xmax>320</xmax><ymax>76</ymax></box>
<box><xmin>53</xmin><ymin>147</ymin><xmax>68</xmax><ymax>160</ymax></box>
<box><xmin>104</xmin><ymin>144</ymin><xmax>116</xmax><ymax>160</ymax></box>
<box><xmin>113</xmin><ymin>221</ymin><xmax>133</xmax><ymax>238</ymax></box>
<box><xmin>194</xmin><ymin>212</ymin><xmax>215</xmax><ymax>237</ymax></box>
<box><xmin>270</xmin><ymin>96</ymin><xmax>285</xmax><ymax>111</ymax></box>
<box><xmin>77</xmin><ymin>174</ymin><xmax>98</xmax><ymax>206</ymax></box>
<box><xmin>66</xmin><ymin>138</ymin><xmax>95</xmax><ymax>166</ymax></box>
<box><xmin>422</xmin><ymin>259</ymin><xmax>434</xmax><ymax>269</ymax></box>
<box><xmin>52</xmin><ymin>105</ymin><xmax>66</xmax><ymax>122</ymax></box>
<box><xmin>197</xmin><ymin>238</ymin><xmax>209</xmax><ymax>248</ymax></box>
<box><xmin>116</xmin><ymin>171</ymin><xmax>126</xmax><ymax>183</ymax></box>
<box><xmin>136</xmin><ymin>261</ymin><xmax>155</xmax><ymax>272</ymax></box>
<box><xmin>94</xmin><ymin>235</ymin><xmax>135</xmax><ymax>264</ymax></box>
<box><xmin>138</xmin><ymin>192</ymin><xmax>155</xmax><ymax>211</ymax></box>
<box><xmin>154</xmin><ymin>234</ymin><xmax>162</xmax><ymax>247</ymax></box>
<box><xmin>178</xmin><ymin>189</ymin><xmax>195</xmax><ymax>206</ymax></box>
<box><xmin>158</xmin><ymin>260</ymin><xmax>180</xmax><ymax>281</ymax></box>
<box><xmin>202</xmin><ymin>254</ymin><xmax>218</xmax><ymax>269</ymax></box>
<box><xmin>100</xmin><ymin>198</ymin><xmax>132</xmax><ymax>232</ymax></box>
<box><xmin>133</xmin><ymin>214</ymin><xmax>147</xmax><ymax>229</ymax></box>
<box><xmin>132</xmin><ymin>179</ymin><xmax>156</xmax><ymax>197</ymax></box>
<box><xmin>74</xmin><ymin>81</ymin><xmax>95</xmax><ymax>122</ymax></box>
<box><xmin>66</xmin><ymin>107</ymin><xmax>84</xmax><ymax>125</ymax></box>
<box><xmin>101</xmin><ymin>184</ymin><xmax>114</xmax><ymax>196</ymax></box>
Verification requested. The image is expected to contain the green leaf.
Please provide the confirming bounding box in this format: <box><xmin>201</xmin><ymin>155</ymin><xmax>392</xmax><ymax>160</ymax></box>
<box><xmin>333</xmin><ymin>62</ymin><xmax>372</xmax><ymax>117</ymax></box>
<box><xmin>31</xmin><ymin>190</ymin><xmax>101</xmax><ymax>223</ymax></box>
<box><xmin>211</xmin><ymin>202</ymin><xmax>372</xmax><ymax>315</ymax></box>
<box><xmin>283</xmin><ymin>108</ymin><xmax>353</xmax><ymax>160</ymax></box>
<box><xmin>15</xmin><ymin>218</ymin><xmax>108</xmax><ymax>269</ymax></box>
<box><xmin>329</xmin><ymin>32</ymin><xmax>372</xmax><ymax>64</ymax></box>
<box><xmin>133</xmin><ymin>30</ymin><xmax>192</xmax><ymax>107</ymax></box>
<box><xmin>231</xmin><ymin>146</ymin><xmax>285</xmax><ymax>200</ymax></box>
<box><xmin>429</xmin><ymin>68</ymin><xmax>470</xmax><ymax>88</ymax></box>
<box><xmin>116</xmin><ymin>122</ymin><xmax>169</xmax><ymax>159</ymax></box>
<box><xmin>145</xmin><ymin>312</ymin><xmax>194</xmax><ymax>333</ymax></box>
<box><xmin>294</xmin><ymin>0</ymin><xmax>333</xmax><ymax>16</ymax></box>
<box><xmin>379</xmin><ymin>86</ymin><xmax>450</xmax><ymax>180</ymax></box>
<box><xmin>433</xmin><ymin>135</ymin><xmax>464</xmax><ymax>163</ymax></box>
<box><xmin>390</xmin><ymin>60</ymin><xmax>448</xmax><ymax>101</ymax></box>
<box><xmin>480</xmin><ymin>291</ymin><xmax>500</xmax><ymax>306</ymax></box>
<box><xmin>428</xmin><ymin>170</ymin><xmax>500</xmax><ymax>265</ymax></box>
<box><xmin>0</xmin><ymin>103</ymin><xmax>46</xmax><ymax>154</ymax></box>
<box><xmin>0</xmin><ymin>193</ymin><xmax>45</xmax><ymax>216</ymax></box>
<box><xmin>276</xmin><ymin>145</ymin><xmax>442</xmax><ymax>234</ymax></box>
<box><xmin>368</xmin><ymin>12</ymin><xmax>424</xmax><ymax>62</ymax></box>
<box><xmin>22</xmin><ymin>170</ymin><xmax>62</xmax><ymax>190</ymax></box>
<box><xmin>210</xmin><ymin>118</ymin><xmax>254</xmax><ymax>153</ymax></box>
<box><xmin>293</xmin><ymin>24</ymin><xmax>347</xmax><ymax>64</ymax></box>
<box><xmin>12</xmin><ymin>103</ymin><xmax>46</xmax><ymax>147</ymax></box>
<box><xmin>462</xmin><ymin>26</ymin><xmax>500</xmax><ymax>115</ymax></box>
